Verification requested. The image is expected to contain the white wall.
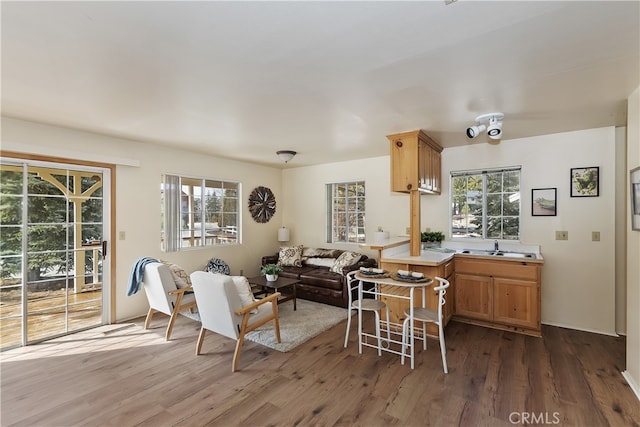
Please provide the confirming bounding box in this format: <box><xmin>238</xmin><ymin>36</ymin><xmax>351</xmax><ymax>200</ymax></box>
<box><xmin>1</xmin><ymin>117</ymin><xmax>630</xmax><ymax>340</ymax></box>
<box><xmin>624</xmin><ymin>86</ymin><xmax>640</xmax><ymax>398</ymax></box>
<box><xmin>283</xmin><ymin>127</ymin><xmax>619</xmax><ymax>335</ymax></box>
<box><xmin>282</xmin><ymin>156</ymin><xmax>408</xmax><ymax>250</ymax></box>
<box><xmin>1</xmin><ymin>117</ymin><xmax>283</xmax><ymax>321</ymax></box>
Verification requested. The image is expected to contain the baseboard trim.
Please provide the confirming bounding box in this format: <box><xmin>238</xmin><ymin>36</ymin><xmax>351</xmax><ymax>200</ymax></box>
<box><xmin>541</xmin><ymin>321</ymin><xmax>619</xmax><ymax>337</ymax></box>
<box><xmin>622</xmin><ymin>371</ymin><xmax>640</xmax><ymax>402</ymax></box>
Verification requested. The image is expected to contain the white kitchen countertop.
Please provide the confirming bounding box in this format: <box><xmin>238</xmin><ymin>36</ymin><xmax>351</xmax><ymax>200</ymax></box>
<box><xmin>379</xmin><ymin>240</ymin><xmax>544</xmax><ymax>265</ymax></box>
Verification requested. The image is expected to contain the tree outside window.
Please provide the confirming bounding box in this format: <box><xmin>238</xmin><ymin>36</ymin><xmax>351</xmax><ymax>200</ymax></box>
<box><xmin>327</xmin><ymin>181</ymin><xmax>365</xmax><ymax>243</ymax></box>
<box><xmin>451</xmin><ymin>168</ymin><xmax>520</xmax><ymax>240</ymax></box>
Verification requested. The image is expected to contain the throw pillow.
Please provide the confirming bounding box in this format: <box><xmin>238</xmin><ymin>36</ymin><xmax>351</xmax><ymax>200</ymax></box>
<box><xmin>304</xmin><ymin>257</ymin><xmax>337</xmax><ymax>268</ymax></box>
<box><xmin>161</xmin><ymin>261</ymin><xmax>191</xmax><ymax>289</ymax></box>
<box><xmin>210</xmin><ymin>272</ymin><xmax>258</xmax><ymax>313</ymax></box>
<box><xmin>278</xmin><ymin>245</ymin><xmax>303</xmax><ymax>267</ymax></box>
<box><xmin>330</xmin><ymin>251</ymin><xmax>362</xmax><ymax>275</ymax></box>
<box><xmin>205</xmin><ymin>258</ymin><xmax>230</xmax><ymax>275</ymax></box>
<box><xmin>302</xmin><ymin>247</ymin><xmax>342</xmax><ymax>258</ymax></box>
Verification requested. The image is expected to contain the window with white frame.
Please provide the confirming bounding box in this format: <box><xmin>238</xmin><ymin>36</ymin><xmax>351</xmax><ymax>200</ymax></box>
<box><xmin>326</xmin><ymin>181</ymin><xmax>366</xmax><ymax>243</ymax></box>
<box><xmin>161</xmin><ymin>175</ymin><xmax>240</xmax><ymax>251</ymax></box>
<box><xmin>451</xmin><ymin>167</ymin><xmax>521</xmax><ymax>240</ymax></box>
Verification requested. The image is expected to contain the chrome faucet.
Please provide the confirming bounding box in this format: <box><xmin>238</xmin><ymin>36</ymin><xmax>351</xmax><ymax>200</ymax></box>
<box><xmin>494</xmin><ymin>240</ymin><xmax>499</xmax><ymax>251</ymax></box>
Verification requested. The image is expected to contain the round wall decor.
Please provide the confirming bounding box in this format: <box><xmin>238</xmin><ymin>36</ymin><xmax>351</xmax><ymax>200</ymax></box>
<box><xmin>248</xmin><ymin>186</ymin><xmax>276</xmax><ymax>223</ymax></box>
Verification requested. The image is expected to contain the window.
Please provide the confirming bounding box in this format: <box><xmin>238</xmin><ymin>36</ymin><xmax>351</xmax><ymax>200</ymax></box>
<box><xmin>326</xmin><ymin>181</ymin><xmax>365</xmax><ymax>243</ymax></box>
<box><xmin>161</xmin><ymin>174</ymin><xmax>239</xmax><ymax>251</ymax></box>
<box><xmin>451</xmin><ymin>167</ymin><xmax>521</xmax><ymax>240</ymax></box>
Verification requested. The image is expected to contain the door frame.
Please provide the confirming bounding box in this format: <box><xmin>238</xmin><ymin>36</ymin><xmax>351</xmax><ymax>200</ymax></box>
<box><xmin>1</xmin><ymin>151</ymin><xmax>116</xmax><ymax>326</ymax></box>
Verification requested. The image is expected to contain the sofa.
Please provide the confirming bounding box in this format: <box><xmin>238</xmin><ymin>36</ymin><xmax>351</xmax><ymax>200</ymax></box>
<box><xmin>261</xmin><ymin>246</ymin><xmax>377</xmax><ymax>308</ymax></box>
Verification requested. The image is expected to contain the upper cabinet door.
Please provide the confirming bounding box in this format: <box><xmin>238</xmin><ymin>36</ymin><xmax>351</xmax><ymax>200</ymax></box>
<box><xmin>387</xmin><ymin>129</ymin><xmax>442</xmax><ymax>195</ymax></box>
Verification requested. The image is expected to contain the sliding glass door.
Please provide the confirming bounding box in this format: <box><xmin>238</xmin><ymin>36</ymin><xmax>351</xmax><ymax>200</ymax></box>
<box><xmin>0</xmin><ymin>159</ymin><xmax>110</xmax><ymax>349</ymax></box>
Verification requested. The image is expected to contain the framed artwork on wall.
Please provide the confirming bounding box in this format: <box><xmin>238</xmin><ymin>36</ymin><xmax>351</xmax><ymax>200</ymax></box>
<box><xmin>570</xmin><ymin>167</ymin><xmax>599</xmax><ymax>197</ymax></box>
<box><xmin>631</xmin><ymin>167</ymin><xmax>640</xmax><ymax>231</ymax></box>
<box><xmin>532</xmin><ymin>188</ymin><xmax>557</xmax><ymax>216</ymax></box>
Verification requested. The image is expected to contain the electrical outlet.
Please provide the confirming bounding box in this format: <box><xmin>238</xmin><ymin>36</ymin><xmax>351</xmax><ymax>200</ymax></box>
<box><xmin>406</xmin><ymin>227</ymin><xmax>411</xmax><ymax>235</ymax></box>
<box><xmin>592</xmin><ymin>231</ymin><xmax>600</xmax><ymax>241</ymax></box>
<box><xmin>555</xmin><ymin>230</ymin><xmax>568</xmax><ymax>240</ymax></box>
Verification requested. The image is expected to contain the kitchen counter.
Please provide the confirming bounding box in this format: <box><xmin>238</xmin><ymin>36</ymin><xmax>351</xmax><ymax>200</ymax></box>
<box><xmin>381</xmin><ymin>248</ymin><xmax>454</xmax><ymax>266</ymax></box>
<box><xmin>379</xmin><ymin>241</ymin><xmax>544</xmax><ymax>266</ymax></box>
<box><xmin>359</xmin><ymin>236</ymin><xmax>410</xmax><ymax>251</ymax></box>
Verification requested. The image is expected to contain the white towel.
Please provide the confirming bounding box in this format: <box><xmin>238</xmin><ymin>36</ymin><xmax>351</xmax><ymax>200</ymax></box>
<box><xmin>360</xmin><ymin>267</ymin><xmax>384</xmax><ymax>274</ymax></box>
<box><xmin>397</xmin><ymin>269</ymin><xmax>424</xmax><ymax>278</ymax></box>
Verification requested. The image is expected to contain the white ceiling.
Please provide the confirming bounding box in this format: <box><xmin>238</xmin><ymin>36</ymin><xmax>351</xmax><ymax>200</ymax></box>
<box><xmin>2</xmin><ymin>1</ymin><xmax>639</xmax><ymax>168</ymax></box>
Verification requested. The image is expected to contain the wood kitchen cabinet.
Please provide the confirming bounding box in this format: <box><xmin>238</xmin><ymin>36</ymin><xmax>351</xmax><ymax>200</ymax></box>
<box><xmin>387</xmin><ymin>129</ymin><xmax>442</xmax><ymax>194</ymax></box>
<box><xmin>454</xmin><ymin>273</ymin><xmax>491</xmax><ymax>321</ymax></box>
<box><xmin>378</xmin><ymin>259</ymin><xmax>454</xmax><ymax>337</ymax></box>
<box><xmin>454</xmin><ymin>257</ymin><xmax>541</xmax><ymax>336</ymax></box>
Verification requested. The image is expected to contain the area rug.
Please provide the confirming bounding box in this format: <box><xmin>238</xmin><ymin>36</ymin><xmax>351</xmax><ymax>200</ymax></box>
<box><xmin>181</xmin><ymin>299</ymin><xmax>351</xmax><ymax>352</ymax></box>
<box><xmin>245</xmin><ymin>299</ymin><xmax>350</xmax><ymax>352</ymax></box>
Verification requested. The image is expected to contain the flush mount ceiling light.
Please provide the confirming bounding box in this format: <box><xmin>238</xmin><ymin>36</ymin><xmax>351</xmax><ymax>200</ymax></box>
<box><xmin>276</xmin><ymin>150</ymin><xmax>296</xmax><ymax>163</ymax></box>
<box><xmin>466</xmin><ymin>113</ymin><xmax>504</xmax><ymax>141</ymax></box>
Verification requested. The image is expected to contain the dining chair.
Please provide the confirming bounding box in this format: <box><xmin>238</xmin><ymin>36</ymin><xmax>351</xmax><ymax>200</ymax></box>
<box><xmin>343</xmin><ymin>270</ymin><xmax>390</xmax><ymax>355</ymax></box>
<box><xmin>401</xmin><ymin>276</ymin><xmax>450</xmax><ymax>373</ymax></box>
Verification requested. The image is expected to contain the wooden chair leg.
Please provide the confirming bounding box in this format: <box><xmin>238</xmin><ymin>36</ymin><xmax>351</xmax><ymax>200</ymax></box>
<box><xmin>165</xmin><ymin>292</ymin><xmax>187</xmax><ymax>341</ymax></box>
<box><xmin>272</xmin><ymin>304</ymin><xmax>281</xmax><ymax>343</ymax></box>
<box><xmin>165</xmin><ymin>309</ymin><xmax>179</xmax><ymax>341</ymax></box>
<box><xmin>232</xmin><ymin>335</ymin><xmax>245</xmax><ymax>373</ymax></box>
<box><xmin>144</xmin><ymin>308</ymin><xmax>155</xmax><ymax>330</ymax></box>
<box><xmin>196</xmin><ymin>327</ymin><xmax>206</xmax><ymax>355</ymax></box>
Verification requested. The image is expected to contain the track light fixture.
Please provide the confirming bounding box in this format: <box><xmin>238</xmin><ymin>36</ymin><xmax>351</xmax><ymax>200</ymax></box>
<box><xmin>466</xmin><ymin>113</ymin><xmax>504</xmax><ymax>141</ymax></box>
<box><xmin>466</xmin><ymin>124</ymin><xmax>486</xmax><ymax>138</ymax></box>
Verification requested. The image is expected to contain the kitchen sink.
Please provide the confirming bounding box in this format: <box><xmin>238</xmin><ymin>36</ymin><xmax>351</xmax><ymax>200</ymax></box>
<box><xmin>456</xmin><ymin>249</ymin><xmax>537</xmax><ymax>259</ymax></box>
<box><xmin>493</xmin><ymin>251</ymin><xmax>536</xmax><ymax>259</ymax></box>
<box><xmin>457</xmin><ymin>249</ymin><xmax>494</xmax><ymax>256</ymax></box>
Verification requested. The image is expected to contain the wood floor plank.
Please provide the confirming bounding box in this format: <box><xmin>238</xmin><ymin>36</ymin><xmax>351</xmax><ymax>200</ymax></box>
<box><xmin>1</xmin><ymin>312</ymin><xmax>639</xmax><ymax>427</ymax></box>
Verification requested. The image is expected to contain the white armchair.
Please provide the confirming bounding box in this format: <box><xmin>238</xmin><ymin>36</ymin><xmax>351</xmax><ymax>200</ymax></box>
<box><xmin>142</xmin><ymin>262</ymin><xmax>197</xmax><ymax>341</ymax></box>
<box><xmin>190</xmin><ymin>271</ymin><xmax>282</xmax><ymax>372</ymax></box>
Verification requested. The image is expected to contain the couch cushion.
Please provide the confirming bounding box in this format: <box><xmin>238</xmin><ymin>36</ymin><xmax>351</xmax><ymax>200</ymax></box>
<box><xmin>279</xmin><ymin>265</ymin><xmax>316</xmax><ymax>280</ymax></box>
<box><xmin>299</xmin><ymin>269</ymin><xmax>344</xmax><ymax>291</ymax></box>
<box><xmin>278</xmin><ymin>245</ymin><xmax>303</xmax><ymax>267</ymax></box>
<box><xmin>330</xmin><ymin>251</ymin><xmax>363</xmax><ymax>274</ymax></box>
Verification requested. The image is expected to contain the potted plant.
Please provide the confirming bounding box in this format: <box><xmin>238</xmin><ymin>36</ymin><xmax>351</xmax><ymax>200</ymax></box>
<box><xmin>261</xmin><ymin>263</ymin><xmax>282</xmax><ymax>282</ymax></box>
<box><xmin>421</xmin><ymin>231</ymin><xmax>445</xmax><ymax>248</ymax></box>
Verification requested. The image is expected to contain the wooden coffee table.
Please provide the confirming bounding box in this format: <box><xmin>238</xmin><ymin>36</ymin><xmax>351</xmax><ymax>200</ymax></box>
<box><xmin>248</xmin><ymin>276</ymin><xmax>300</xmax><ymax>310</ymax></box>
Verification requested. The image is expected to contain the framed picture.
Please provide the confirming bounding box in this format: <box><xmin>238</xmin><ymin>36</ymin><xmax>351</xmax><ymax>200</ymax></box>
<box><xmin>631</xmin><ymin>166</ymin><xmax>640</xmax><ymax>231</ymax></box>
<box><xmin>571</xmin><ymin>167</ymin><xmax>599</xmax><ymax>197</ymax></box>
<box><xmin>532</xmin><ymin>188</ymin><xmax>557</xmax><ymax>216</ymax></box>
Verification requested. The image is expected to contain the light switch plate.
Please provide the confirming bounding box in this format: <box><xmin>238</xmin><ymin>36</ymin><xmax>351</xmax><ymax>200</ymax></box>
<box><xmin>555</xmin><ymin>230</ymin><xmax>568</xmax><ymax>240</ymax></box>
<box><xmin>592</xmin><ymin>231</ymin><xmax>600</xmax><ymax>241</ymax></box>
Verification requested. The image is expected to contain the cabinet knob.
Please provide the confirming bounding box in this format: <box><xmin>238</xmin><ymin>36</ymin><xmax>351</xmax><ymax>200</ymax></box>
<box><xmin>395</xmin><ymin>140</ymin><xmax>403</xmax><ymax>148</ymax></box>
<box><xmin>407</xmin><ymin>184</ymin><xmax>412</xmax><ymax>190</ymax></box>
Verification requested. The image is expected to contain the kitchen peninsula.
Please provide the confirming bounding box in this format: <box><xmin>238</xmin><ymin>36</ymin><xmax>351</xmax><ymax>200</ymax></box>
<box><xmin>361</xmin><ymin>237</ymin><xmax>545</xmax><ymax>337</ymax></box>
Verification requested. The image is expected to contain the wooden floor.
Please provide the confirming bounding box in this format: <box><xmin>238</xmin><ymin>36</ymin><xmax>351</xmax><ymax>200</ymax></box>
<box><xmin>1</xmin><ymin>288</ymin><xmax>102</xmax><ymax>349</ymax></box>
<box><xmin>1</xmin><ymin>312</ymin><xmax>638</xmax><ymax>426</ymax></box>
